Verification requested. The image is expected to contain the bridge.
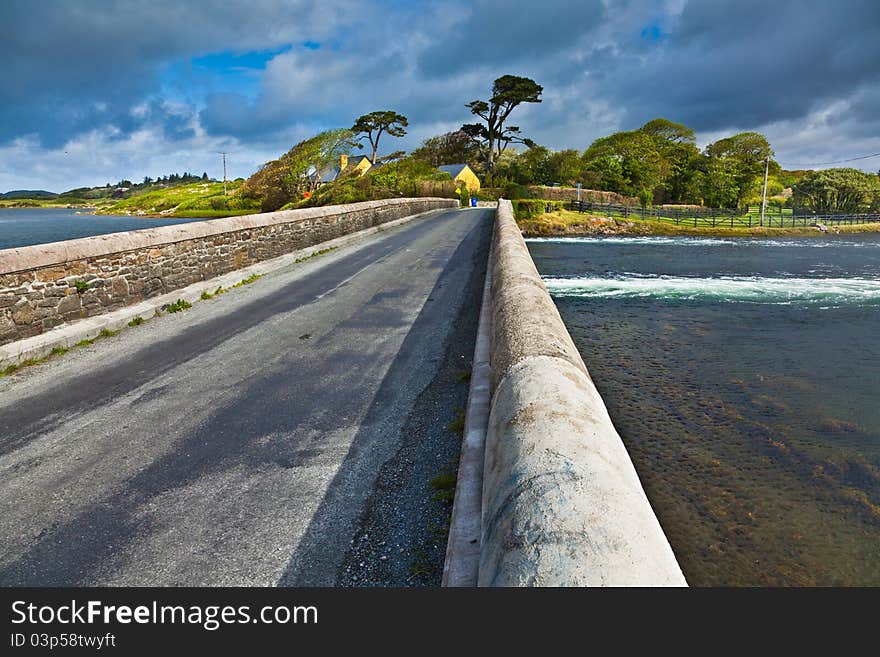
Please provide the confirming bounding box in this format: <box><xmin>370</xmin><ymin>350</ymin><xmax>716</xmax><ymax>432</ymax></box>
<box><xmin>0</xmin><ymin>199</ymin><xmax>684</xmax><ymax>586</ymax></box>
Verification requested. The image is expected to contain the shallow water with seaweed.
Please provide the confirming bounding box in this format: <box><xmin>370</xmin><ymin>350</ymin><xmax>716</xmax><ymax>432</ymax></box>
<box><xmin>529</xmin><ymin>234</ymin><xmax>880</xmax><ymax>585</ymax></box>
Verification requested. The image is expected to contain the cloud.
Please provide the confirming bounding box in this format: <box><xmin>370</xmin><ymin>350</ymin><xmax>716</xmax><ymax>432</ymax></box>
<box><xmin>2</xmin><ymin>0</ymin><xmax>879</xmax><ymax>191</ymax></box>
<box><xmin>0</xmin><ymin>0</ymin><xmax>360</xmax><ymax>147</ymax></box>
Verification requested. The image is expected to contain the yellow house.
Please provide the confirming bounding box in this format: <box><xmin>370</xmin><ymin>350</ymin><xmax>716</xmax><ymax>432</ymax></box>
<box><xmin>340</xmin><ymin>154</ymin><xmax>373</xmax><ymax>176</ymax></box>
<box><xmin>438</xmin><ymin>163</ymin><xmax>481</xmax><ymax>192</ymax></box>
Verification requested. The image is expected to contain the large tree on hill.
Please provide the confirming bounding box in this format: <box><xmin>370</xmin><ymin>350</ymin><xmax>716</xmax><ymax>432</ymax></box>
<box><xmin>792</xmin><ymin>168</ymin><xmax>880</xmax><ymax>214</ymax></box>
<box><xmin>351</xmin><ymin>111</ymin><xmax>408</xmax><ymax>162</ymax></box>
<box><xmin>463</xmin><ymin>75</ymin><xmax>542</xmax><ymax>184</ymax></box>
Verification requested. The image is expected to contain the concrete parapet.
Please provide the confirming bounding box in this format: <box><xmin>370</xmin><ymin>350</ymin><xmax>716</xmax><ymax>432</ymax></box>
<box><xmin>478</xmin><ymin>199</ymin><xmax>686</xmax><ymax>586</ymax></box>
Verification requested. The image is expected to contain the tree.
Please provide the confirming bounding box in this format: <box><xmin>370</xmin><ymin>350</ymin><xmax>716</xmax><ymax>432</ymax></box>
<box><xmin>410</xmin><ymin>130</ymin><xmax>481</xmax><ymax>167</ymax></box>
<box><xmin>702</xmin><ymin>132</ymin><xmax>774</xmax><ymax>208</ymax></box>
<box><xmin>351</xmin><ymin>111</ymin><xmax>408</xmax><ymax>162</ymax></box>
<box><xmin>792</xmin><ymin>168</ymin><xmax>880</xmax><ymax>213</ymax></box>
<box><xmin>583</xmin><ymin>130</ymin><xmax>663</xmax><ymax>199</ymax></box>
<box><xmin>546</xmin><ymin>149</ymin><xmax>586</xmax><ymax>185</ymax></box>
<box><xmin>464</xmin><ymin>75</ymin><xmax>542</xmax><ymax>184</ymax></box>
<box><xmin>241</xmin><ymin>129</ymin><xmax>360</xmax><ymax>211</ymax></box>
<box><xmin>639</xmin><ymin>118</ymin><xmax>700</xmax><ymax>204</ymax></box>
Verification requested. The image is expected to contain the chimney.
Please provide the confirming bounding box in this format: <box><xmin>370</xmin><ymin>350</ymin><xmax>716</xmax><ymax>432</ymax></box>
<box><xmin>340</xmin><ymin>154</ymin><xmax>348</xmax><ymax>170</ymax></box>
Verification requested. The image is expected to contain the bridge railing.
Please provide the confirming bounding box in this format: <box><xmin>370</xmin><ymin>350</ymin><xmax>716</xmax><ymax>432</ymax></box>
<box><xmin>477</xmin><ymin>199</ymin><xmax>687</xmax><ymax>586</ymax></box>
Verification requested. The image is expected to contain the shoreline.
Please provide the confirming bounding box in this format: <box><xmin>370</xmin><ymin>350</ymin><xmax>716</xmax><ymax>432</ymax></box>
<box><xmin>519</xmin><ymin>213</ymin><xmax>880</xmax><ymax>239</ymax></box>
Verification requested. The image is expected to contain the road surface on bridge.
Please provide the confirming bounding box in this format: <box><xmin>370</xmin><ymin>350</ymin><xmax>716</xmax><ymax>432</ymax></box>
<box><xmin>0</xmin><ymin>207</ymin><xmax>491</xmax><ymax>585</ymax></box>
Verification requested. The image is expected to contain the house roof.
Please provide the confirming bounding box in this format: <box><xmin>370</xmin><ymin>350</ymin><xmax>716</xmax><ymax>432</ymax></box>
<box><xmin>311</xmin><ymin>154</ymin><xmax>373</xmax><ymax>183</ymax></box>
<box><xmin>438</xmin><ymin>164</ymin><xmax>471</xmax><ymax>178</ymax></box>
<box><xmin>312</xmin><ymin>165</ymin><xmax>341</xmax><ymax>183</ymax></box>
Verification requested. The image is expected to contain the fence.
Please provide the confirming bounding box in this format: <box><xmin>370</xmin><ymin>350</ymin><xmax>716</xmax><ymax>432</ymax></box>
<box><xmin>567</xmin><ymin>200</ymin><xmax>880</xmax><ymax>229</ymax></box>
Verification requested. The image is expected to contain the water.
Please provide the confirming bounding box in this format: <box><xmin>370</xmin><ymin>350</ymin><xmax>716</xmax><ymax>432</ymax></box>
<box><xmin>0</xmin><ymin>208</ymin><xmax>206</xmax><ymax>250</ymax></box>
<box><xmin>528</xmin><ymin>234</ymin><xmax>880</xmax><ymax>585</ymax></box>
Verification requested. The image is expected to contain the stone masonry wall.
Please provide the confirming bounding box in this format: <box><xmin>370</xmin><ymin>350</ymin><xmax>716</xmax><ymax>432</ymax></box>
<box><xmin>0</xmin><ymin>198</ymin><xmax>458</xmax><ymax>346</ymax></box>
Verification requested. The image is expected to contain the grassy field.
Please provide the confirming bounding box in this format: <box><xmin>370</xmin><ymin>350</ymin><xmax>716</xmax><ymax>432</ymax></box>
<box><xmin>96</xmin><ymin>180</ymin><xmax>260</xmax><ymax>217</ymax></box>
<box><xmin>519</xmin><ymin>208</ymin><xmax>880</xmax><ymax>238</ymax></box>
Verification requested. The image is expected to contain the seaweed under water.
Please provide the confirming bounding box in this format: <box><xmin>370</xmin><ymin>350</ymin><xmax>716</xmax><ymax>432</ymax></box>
<box><xmin>530</xmin><ymin>234</ymin><xmax>880</xmax><ymax>585</ymax></box>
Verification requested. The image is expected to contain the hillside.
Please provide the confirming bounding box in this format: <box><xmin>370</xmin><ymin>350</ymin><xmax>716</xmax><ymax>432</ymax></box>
<box><xmin>1</xmin><ymin>190</ymin><xmax>57</xmax><ymax>199</ymax></box>
<box><xmin>97</xmin><ymin>179</ymin><xmax>260</xmax><ymax>218</ymax></box>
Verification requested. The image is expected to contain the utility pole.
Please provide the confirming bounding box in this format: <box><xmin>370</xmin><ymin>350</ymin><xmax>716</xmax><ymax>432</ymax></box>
<box><xmin>760</xmin><ymin>155</ymin><xmax>770</xmax><ymax>226</ymax></box>
<box><xmin>222</xmin><ymin>151</ymin><xmax>229</xmax><ymax>196</ymax></box>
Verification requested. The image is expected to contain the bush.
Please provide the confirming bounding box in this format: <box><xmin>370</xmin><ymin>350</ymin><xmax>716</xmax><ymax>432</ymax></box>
<box><xmin>301</xmin><ymin>157</ymin><xmax>459</xmax><ymax>208</ymax></box>
<box><xmin>502</xmin><ymin>182</ymin><xmax>535</xmax><ymax>199</ymax></box>
<box><xmin>513</xmin><ymin>199</ymin><xmax>565</xmax><ymax>219</ymax></box>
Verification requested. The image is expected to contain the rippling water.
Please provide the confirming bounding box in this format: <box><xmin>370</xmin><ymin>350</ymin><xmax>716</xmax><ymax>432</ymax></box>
<box><xmin>0</xmin><ymin>208</ymin><xmax>205</xmax><ymax>250</ymax></box>
<box><xmin>528</xmin><ymin>234</ymin><xmax>880</xmax><ymax>585</ymax></box>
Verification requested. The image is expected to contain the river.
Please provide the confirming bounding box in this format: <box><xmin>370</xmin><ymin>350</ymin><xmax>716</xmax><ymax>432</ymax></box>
<box><xmin>0</xmin><ymin>208</ymin><xmax>205</xmax><ymax>250</ymax></box>
<box><xmin>528</xmin><ymin>234</ymin><xmax>880</xmax><ymax>585</ymax></box>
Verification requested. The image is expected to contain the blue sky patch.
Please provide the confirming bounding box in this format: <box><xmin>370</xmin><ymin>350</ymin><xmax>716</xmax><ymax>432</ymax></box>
<box><xmin>640</xmin><ymin>21</ymin><xmax>667</xmax><ymax>42</ymax></box>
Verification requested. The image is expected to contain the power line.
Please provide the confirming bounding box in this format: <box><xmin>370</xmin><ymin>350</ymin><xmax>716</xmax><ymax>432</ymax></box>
<box><xmin>780</xmin><ymin>151</ymin><xmax>880</xmax><ymax>168</ymax></box>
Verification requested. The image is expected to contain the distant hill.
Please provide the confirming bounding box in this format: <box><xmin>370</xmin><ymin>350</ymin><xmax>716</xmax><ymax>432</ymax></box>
<box><xmin>1</xmin><ymin>190</ymin><xmax>57</xmax><ymax>199</ymax></box>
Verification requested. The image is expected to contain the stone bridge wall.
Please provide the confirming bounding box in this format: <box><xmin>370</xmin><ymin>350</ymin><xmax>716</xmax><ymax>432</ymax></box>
<box><xmin>0</xmin><ymin>198</ymin><xmax>458</xmax><ymax>346</ymax></box>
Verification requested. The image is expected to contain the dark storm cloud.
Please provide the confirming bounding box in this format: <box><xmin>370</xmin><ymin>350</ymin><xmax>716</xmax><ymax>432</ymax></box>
<box><xmin>2</xmin><ymin>0</ymin><xmax>879</xmax><ymax>191</ymax></box>
<box><xmin>602</xmin><ymin>0</ymin><xmax>880</xmax><ymax>132</ymax></box>
<box><xmin>416</xmin><ymin>0</ymin><xmax>606</xmax><ymax>78</ymax></box>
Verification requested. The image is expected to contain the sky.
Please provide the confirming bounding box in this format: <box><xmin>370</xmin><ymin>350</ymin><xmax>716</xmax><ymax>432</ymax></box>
<box><xmin>1</xmin><ymin>0</ymin><xmax>879</xmax><ymax>192</ymax></box>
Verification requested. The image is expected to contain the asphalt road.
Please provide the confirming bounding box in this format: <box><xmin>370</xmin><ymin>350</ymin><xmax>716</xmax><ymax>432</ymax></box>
<box><xmin>0</xmin><ymin>207</ymin><xmax>492</xmax><ymax>586</ymax></box>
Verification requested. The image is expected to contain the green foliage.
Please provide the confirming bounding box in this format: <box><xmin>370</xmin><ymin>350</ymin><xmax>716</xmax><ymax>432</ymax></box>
<box><xmin>512</xmin><ymin>199</ymin><xmax>564</xmax><ymax>219</ymax></box>
<box><xmin>464</xmin><ymin>74</ymin><xmax>543</xmax><ymax>182</ymax></box>
<box><xmin>700</xmin><ymin>132</ymin><xmax>774</xmax><ymax>208</ymax></box>
<box><xmin>295</xmin><ymin>247</ymin><xmax>336</xmax><ymax>263</ymax></box>
<box><xmin>73</xmin><ymin>280</ymin><xmax>90</xmax><ymax>295</ymax></box>
<box><xmin>128</xmin><ymin>316</ymin><xmax>145</xmax><ymax>327</ymax></box>
<box><xmin>447</xmin><ymin>408</ymin><xmax>466</xmax><ymax>437</ymax></box>
<box><xmin>459</xmin><ymin>184</ymin><xmax>470</xmax><ymax>207</ymax></box>
<box><xmin>410</xmin><ymin>130</ymin><xmax>482</xmax><ymax>167</ymax></box>
<box><xmin>99</xmin><ymin>328</ymin><xmax>119</xmax><ymax>338</ymax></box>
<box><xmin>231</xmin><ymin>273</ymin><xmax>261</xmax><ymax>288</ymax></box>
<box><xmin>578</xmin><ymin>120</ymin><xmax>776</xmax><ymax>209</ymax></box>
<box><xmin>501</xmin><ymin>182</ymin><xmax>536</xmax><ymax>199</ymax></box>
<box><xmin>164</xmin><ymin>299</ymin><xmax>192</xmax><ymax>313</ymax></box>
<box><xmin>430</xmin><ymin>471</ymin><xmax>457</xmax><ymax>504</ymax></box>
<box><xmin>241</xmin><ymin>129</ymin><xmax>361</xmax><ymax>211</ymax></box>
<box><xmin>351</xmin><ymin>110</ymin><xmax>408</xmax><ymax>161</ymax></box>
<box><xmin>99</xmin><ymin>181</ymin><xmax>241</xmax><ymax>216</ymax></box>
<box><xmin>583</xmin><ymin>129</ymin><xmax>664</xmax><ymax>199</ymax></box>
<box><xmin>792</xmin><ymin>168</ymin><xmax>880</xmax><ymax>213</ymax></box>
<box><xmin>302</xmin><ymin>156</ymin><xmax>458</xmax><ymax>207</ymax></box>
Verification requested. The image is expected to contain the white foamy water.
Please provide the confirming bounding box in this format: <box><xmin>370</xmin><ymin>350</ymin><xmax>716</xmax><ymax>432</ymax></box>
<box><xmin>526</xmin><ymin>236</ymin><xmax>880</xmax><ymax>248</ymax></box>
<box><xmin>526</xmin><ymin>236</ymin><xmax>737</xmax><ymax>246</ymax></box>
<box><xmin>542</xmin><ymin>275</ymin><xmax>880</xmax><ymax>305</ymax></box>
